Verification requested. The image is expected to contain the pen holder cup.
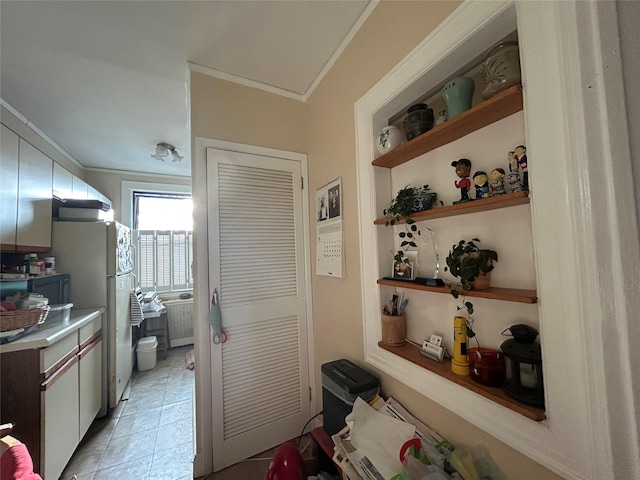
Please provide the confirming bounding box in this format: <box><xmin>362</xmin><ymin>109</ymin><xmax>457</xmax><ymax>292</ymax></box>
<box><xmin>382</xmin><ymin>313</ymin><xmax>406</xmax><ymax>347</ymax></box>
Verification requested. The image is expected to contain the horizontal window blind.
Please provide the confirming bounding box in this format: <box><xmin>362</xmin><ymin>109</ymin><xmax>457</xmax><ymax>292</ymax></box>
<box><xmin>134</xmin><ymin>230</ymin><xmax>193</xmax><ymax>293</ymax></box>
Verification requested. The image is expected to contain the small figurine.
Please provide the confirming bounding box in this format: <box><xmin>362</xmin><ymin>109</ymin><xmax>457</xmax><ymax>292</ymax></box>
<box><xmin>451</xmin><ymin>158</ymin><xmax>472</xmax><ymax>204</ymax></box>
<box><xmin>473</xmin><ymin>171</ymin><xmax>491</xmax><ymax>199</ymax></box>
<box><xmin>508</xmin><ymin>150</ymin><xmax>519</xmax><ymax>173</ymax></box>
<box><xmin>490</xmin><ymin>168</ymin><xmax>507</xmax><ymax>196</ymax></box>
<box><xmin>514</xmin><ymin>144</ymin><xmax>528</xmax><ymax>190</ymax></box>
<box><xmin>506</xmin><ymin>171</ymin><xmax>524</xmax><ymax>193</ymax></box>
<box><xmin>435</xmin><ymin>109</ymin><xmax>448</xmax><ymax>127</ymax></box>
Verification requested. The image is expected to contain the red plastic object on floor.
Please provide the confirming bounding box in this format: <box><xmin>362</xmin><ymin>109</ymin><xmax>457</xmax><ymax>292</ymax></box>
<box><xmin>265</xmin><ymin>442</ymin><xmax>306</xmax><ymax>480</ymax></box>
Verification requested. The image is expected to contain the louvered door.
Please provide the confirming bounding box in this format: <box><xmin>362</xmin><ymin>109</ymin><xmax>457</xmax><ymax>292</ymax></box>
<box><xmin>206</xmin><ymin>147</ymin><xmax>310</xmax><ymax>470</ymax></box>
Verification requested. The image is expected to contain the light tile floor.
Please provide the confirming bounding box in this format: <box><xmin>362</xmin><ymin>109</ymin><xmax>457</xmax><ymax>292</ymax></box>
<box><xmin>60</xmin><ymin>345</ymin><xmax>314</xmax><ymax>480</ymax></box>
<box><xmin>60</xmin><ymin>345</ymin><xmax>195</xmax><ymax>480</ymax></box>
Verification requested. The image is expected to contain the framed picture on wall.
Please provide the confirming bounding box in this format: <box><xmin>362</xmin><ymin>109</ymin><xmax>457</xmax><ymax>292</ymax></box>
<box><xmin>392</xmin><ymin>251</ymin><xmax>417</xmax><ymax>281</ymax></box>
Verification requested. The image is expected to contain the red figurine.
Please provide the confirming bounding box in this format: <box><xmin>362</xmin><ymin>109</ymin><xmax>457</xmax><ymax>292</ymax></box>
<box><xmin>451</xmin><ymin>158</ymin><xmax>472</xmax><ymax>203</ymax></box>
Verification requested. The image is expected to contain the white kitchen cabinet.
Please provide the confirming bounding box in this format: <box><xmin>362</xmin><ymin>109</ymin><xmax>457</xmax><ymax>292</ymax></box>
<box><xmin>87</xmin><ymin>185</ymin><xmax>100</xmax><ymax>201</ymax></box>
<box><xmin>40</xmin><ymin>331</ymin><xmax>80</xmax><ymax>480</ymax></box>
<box><xmin>98</xmin><ymin>193</ymin><xmax>110</xmax><ymax>206</ymax></box>
<box><xmin>0</xmin><ymin>312</ymin><xmax>103</xmax><ymax>479</ymax></box>
<box><xmin>41</xmin><ymin>364</ymin><xmax>80</xmax><ymax>477</ymax></box>
<box><xmin>0</xmin><ymin>125</ymin><xmax>19</xmax><ymax>249</ymax></box>
<box><xmin>16</xmin><ymin>139</ymin><xmax>52</xmax><ymax>249</ymax></box>
<box><xmin>53</xmin><ymin>162</ymin><xmax>73</xmax><ymax>199</ymax></box>
<box><xmin>53</xmin><ymin>162</ymin><xmax>112</xmax><ymax>210</ymax></box>
<box><xmin>78</xmin><ymin>318</ymin><xmax>103</xmax><ymax>437</ymax></box>
<box><xmin>71</xmin><ymin>175</ymin><xmax>88</xmax><ymax>199</ymax></box>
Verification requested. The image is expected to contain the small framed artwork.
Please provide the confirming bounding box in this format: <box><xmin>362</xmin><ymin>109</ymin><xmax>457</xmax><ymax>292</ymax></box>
<box><xmin>392</xmin><ymin>251</ymin><xmax>417</xmax><ymax>281</ymax></box>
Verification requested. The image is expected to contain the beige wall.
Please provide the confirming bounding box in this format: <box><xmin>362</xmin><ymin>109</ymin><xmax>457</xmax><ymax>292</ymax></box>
<box><xmin>305</xmin><ymin>2</ymin><xmax>558</xmax><ymax>479</ymax></box>
<box><xmin>307</xmin><ymin>0</ymin><xmax>462</xmax><ymax>370</ymax></box>
<box><xmin>190</xmin><ymin>1</ymin><xmax>560</xmax><ymax>478</ymax></box>
<box><xmin>190</xmin><ymin>73</ymin><xmax>308</xmax><ymax>153</ymax></box>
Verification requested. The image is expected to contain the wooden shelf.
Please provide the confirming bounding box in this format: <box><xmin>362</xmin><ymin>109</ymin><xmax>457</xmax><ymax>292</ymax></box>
<box><xmin>378</xmin><ymin>341</ymin><xmax>546</xmax><ymax>422</ymax></box>
<box><xmin>372</xmin><ymin>85</ymin><xmax>523</xmax><ymax>169</ymax></box>
<box><xmin>377</xmin><ymin>278</ymin><xmax>537</xmax><ymax>303</ymax></box>
<box><xmin>369</xmin><ymin>82</ymin><xmax>542</xmax><ymax>422</ymax></box>
<box><xmin>374</xmin><ymin>191</ymin><xmax>529</xmax><ymax>225</ymax></box>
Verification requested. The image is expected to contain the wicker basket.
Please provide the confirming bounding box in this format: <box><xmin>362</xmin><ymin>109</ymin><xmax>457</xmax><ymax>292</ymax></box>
<box><xmin>0</xmin><ymin>306</ymin><xmax>50</xmax><ymax>332</ymax></box>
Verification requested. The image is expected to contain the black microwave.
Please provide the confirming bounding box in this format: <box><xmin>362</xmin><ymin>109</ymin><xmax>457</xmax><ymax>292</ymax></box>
<box><xmin>0</xmin><ymin>273</ymin><xmax>70</xmax><ymax>305</ymax></box>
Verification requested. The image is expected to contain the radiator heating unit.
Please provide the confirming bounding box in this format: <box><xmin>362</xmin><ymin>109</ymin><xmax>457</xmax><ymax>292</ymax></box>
<box><xmin>163</xmin><ymin>298</ymin><xmax>194</xmax><ymax>347</ymax></box>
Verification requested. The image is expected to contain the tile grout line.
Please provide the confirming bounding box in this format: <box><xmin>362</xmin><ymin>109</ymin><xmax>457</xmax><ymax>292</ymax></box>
<box><xmin>61</xmin><ymin>346</ymin><xmax>195</xmax><ymax>480</ymax></box>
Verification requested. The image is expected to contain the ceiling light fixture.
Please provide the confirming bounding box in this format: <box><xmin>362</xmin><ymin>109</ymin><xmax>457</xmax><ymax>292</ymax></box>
<box><xmin>151</xmin><ymin>142</ymin><xmax>183</xmax><ymax>162</ymax></box>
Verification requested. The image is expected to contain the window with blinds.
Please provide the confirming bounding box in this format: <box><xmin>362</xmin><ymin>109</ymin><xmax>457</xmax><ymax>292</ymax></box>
<box><xmin>135</xmin><ymin>230</ymin><xmax>193</xmax><ymax>292</ymax></box>
<box><xmin>132</xmin><ymin>190</ymin><xmax>193</xmax><ymax>293</ymax></box>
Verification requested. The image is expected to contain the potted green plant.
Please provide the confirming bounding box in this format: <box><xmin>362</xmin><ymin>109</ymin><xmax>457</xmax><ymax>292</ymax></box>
<box><xmin>444</xmin><ymin>238</ymin><xmax>498</xmax><ymax>339</ymax></box>
<box><xmin>444</xmin><ymin>238</ymin><xmax>497</xmax><ymax>291</ymax></box>
<box><xmin>384</xmin><ymin>185</ymin><xmax>435</xmax><ymax>264</ymax></box>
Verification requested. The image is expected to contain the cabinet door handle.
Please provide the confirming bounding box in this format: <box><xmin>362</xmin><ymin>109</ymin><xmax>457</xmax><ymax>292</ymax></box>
<box><xmin>40</xmin><ymin>354</ymin><xmax>79</xmax><ymax>391</ymax></box>
<box><xmin>42</xmin><ymin>345</ymin><xmax>79</xmax><ymax>381</ymax></box>
<box><xmin>79</xmin><ymin>333</ymin><xmax>103</xmax><ymax>360</ymax></box>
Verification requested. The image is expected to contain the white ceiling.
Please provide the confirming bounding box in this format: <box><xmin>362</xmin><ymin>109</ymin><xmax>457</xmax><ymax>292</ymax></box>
<box><xmin>0</xmin><ymin>0</ymin><xmax>372</xmax><ymax>177</ymax></box>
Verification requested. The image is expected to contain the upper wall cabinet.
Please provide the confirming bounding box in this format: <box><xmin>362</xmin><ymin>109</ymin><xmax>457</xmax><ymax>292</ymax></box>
<box><xmin>16</xmin><ymin>139</ymin><xmax>53</xmax><ymax>250</ymax></box>
<box><xmin>0</xmin><ymin>125</ymin><xmax>20</xmax><ymax>249</ymax></box>
<box><xmin>71</xmin><ymin>176</ymin><xmax>88</xmax><ymax>200</ymax></box>
<box><xmin>53</xmin><ymin>163</ymin><xmax>73</xmax><ymax>200</ymax></box>
<box><xmin>1</xmin><ymin>120</ymin><xmax>113</xmax><ymax>252</ymax></box>
<box><xmin>2</xmin><ymin>126</ymin><xmax>54</xmax><ymax>251</ymax></box>
<box><xmin>54</xmin><ymin>163</ymin><xmax>112</xmax><ymax>206</ymax></box>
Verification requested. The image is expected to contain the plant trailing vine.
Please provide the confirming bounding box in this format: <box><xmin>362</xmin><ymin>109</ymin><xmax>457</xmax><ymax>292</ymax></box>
<box><xmin>444</xmin><ymin>237</ymin><xmax>498</xmax><ymax>341</ymax></box>
<box><xmin>384</xmin><ymin>185</ymin><xmax>433</xmax><ymax>263</ymax></box>
<box><xmin>455</xmin><ymin>293</ymin><xmax>479</xmax><ymax>345</ymax></box>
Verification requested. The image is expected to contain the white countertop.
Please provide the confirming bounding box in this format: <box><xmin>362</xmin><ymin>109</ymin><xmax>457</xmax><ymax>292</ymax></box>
<box><xmin>0</xmin><ymin>307</ymin><xmax>104</xmax><ymax>353</ymax></box>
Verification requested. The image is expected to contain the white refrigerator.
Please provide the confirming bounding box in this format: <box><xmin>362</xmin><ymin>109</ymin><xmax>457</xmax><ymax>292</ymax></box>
<box><xmin>51</xmin><ymin>220</ymin><xmax>135</xmax><ymax>413</ymax></box>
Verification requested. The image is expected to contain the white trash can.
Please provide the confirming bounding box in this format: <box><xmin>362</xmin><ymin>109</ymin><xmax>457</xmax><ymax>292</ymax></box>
<box><xmin>136</xmin><ymin>336</ymin><xmax>158</xmax><ymax>371</ymax></box>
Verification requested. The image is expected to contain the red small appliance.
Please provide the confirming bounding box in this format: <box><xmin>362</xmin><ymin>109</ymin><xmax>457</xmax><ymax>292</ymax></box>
<box><xmin>264</xmin><ymin>442</ymin><xmax>306</xmax><ymax>480</ymax></box>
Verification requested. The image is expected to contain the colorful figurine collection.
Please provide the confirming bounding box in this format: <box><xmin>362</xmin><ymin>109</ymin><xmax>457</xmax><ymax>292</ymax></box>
<box><xmin>451</xmin><ymin>145</ymin><xmax>528</xmax><ymax>202</ymax></box>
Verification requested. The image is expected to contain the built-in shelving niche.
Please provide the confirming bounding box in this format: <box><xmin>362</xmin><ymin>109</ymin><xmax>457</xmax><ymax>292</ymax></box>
<box><xmin>372</xmin><ymin>86</ymin><xmax>541</xmax><ymax>420</ymax></box>
<box><xmin>357</xmin><ymin>1</ymin><xmax>547</xmax><ymax>430</ymax></box>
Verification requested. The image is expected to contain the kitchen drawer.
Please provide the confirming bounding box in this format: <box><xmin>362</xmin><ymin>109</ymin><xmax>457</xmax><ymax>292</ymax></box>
<box><xmin>79</xmin><ymin>315</ymin><xmax>101</xmax><ymax>344</ymax></box>
<box><xmin>40</xmin><ymin>331</ymin><xmax>78</xmax><ymax>374</ymax></box>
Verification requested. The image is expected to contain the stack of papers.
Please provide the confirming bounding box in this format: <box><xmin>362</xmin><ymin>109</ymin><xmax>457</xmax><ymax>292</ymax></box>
<box><xmin>330</xmin><ymin>396</ymin><xmax>453</xmax><ymax>480</ymax></box>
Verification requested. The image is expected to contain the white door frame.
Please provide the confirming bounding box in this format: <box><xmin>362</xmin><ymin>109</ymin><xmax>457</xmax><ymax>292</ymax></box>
<box><xmin>192</xmin><ymin>137</ymin><xmax>315</xmax><ymax>477</ymax></box>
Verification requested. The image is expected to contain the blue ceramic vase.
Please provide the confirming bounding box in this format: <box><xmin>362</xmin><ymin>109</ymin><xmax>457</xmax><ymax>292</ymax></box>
<box><xmin>442</xmin><ymin>76</ymin><xmax>475</xmax><ymax>119</ymax></box>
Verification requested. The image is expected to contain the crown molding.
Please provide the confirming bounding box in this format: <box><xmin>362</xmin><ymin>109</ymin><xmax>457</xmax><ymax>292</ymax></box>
<box><xmin>187</xmin><ymin>62</ymin><xmax>305</xmax><ymax>102</ymax></box>
<box><xmin>1</xmin><ymin>98</ymin><xmax>84</xmax><ymax>170</ymax></box>
<box><xmin>188</xmin><ymin>0</ymin><xmax>379</xmax><ymax>104</ymax></box>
